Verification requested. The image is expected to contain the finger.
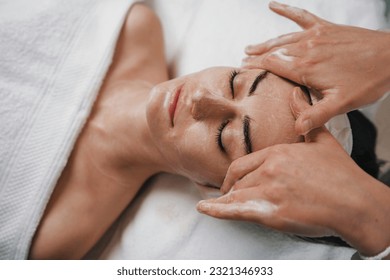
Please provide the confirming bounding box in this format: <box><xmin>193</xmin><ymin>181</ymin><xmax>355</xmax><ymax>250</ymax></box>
<box><xmin>303</xmin><ymin>125</ymin><xmax>344</xmax><ymax>153</ymax></box>
<box><xmin>295</xmin><ymin>95</ymin><xmax>341</xmax><ymax>135</ymax></box>
<box><xmin>242</xmin><ymin>50</ymin><xmax>303</xmax><ymax>85</ymax></box>
<box><xmin>230</xmin><ymin>168</ymin><xmax>264</xmax><ymax>192</ymax></box>
<box><xmin>290</xmin><ymin>87</ymin><xmax>343</xmax><ymax>146</ymax></box>
<box><xmin>221</xmin><ymin>152</ymin><xmax>267</xmax><ymax>194</ymax></box>
<box><xmin>269</xmin><ymin>1</ymin><xmax>324</xmax><ymax>29</ymax></box>
<box><xmin>196</xmin><ymin>190</ymin><xmax>277</xmax><ymax>222</ymax></box>
<box><xmin>245</xmin><ymin>31</ymin><xmax>304</xmax><ymax>55</ymax></box>
<box><xmin>241</xmin><ymin>55</ymin><xmax>265</xmax><ymax>69</ymax></box>
<box><xmin>290</xmin><ymin>87</ymin><xmax>312</xmax><ymax>120</ymax></box>
<box><xmin>197</xmin><ymin>197</ymin><xmax>334</xmax><ymax>237</ymax></box>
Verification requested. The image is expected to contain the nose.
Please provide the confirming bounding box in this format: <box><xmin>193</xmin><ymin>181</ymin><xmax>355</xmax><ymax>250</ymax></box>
<box><xmin>191</xmin><ymin>88</ymin><xmax>236</xmax><ymax>121</ymax></box>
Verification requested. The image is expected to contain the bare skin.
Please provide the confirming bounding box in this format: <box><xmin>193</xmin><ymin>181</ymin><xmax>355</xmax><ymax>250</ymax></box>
<box><xmin>29</xmin><ymin>4</ymin><xmax>169</xmax><ymax>259</ymax></box>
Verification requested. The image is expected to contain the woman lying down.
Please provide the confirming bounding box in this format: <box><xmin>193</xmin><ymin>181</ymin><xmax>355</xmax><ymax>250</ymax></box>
<box><xmin>19</xmin><ymin>3</ymin><xmax>377</xmax><ymax>259</ymax></box>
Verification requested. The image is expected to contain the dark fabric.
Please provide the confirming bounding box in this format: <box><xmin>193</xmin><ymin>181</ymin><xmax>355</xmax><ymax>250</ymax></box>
<box><xmin>348</xmin><ymin>110</ymin><xmax>379</xmax><ymax>178</ymax></box>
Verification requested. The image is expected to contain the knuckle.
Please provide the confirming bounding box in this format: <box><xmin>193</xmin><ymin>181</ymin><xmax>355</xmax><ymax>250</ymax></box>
<box><xmin>271</xmin><ymin>144</ymin><xmax>288</xmax><ymax>155</ymax></box>
<box><xmin>300</xmin><ymin>8</ymin><xmax>309</xmax><ymax>16</ymax></box>
<box><xmin>314</xmin><ymin>24</ymin><xmax>328</xmax><ymax>36</ymax></box>
<box><xmin>296</xmin><ymin>8</ymin><xmax>314</xmax><ymax>24</ymax></box>
<box><xmin>299</xmin><ymin>56</ymin><xmax>315</xmax><ymax>68</ymax></box>
<box><xmin>261</xmin><ymin>53</ymin><xmax>272</xmax><ymax>66</ymax></box>
<box><xmin>262</xmin><ymin>161</ymin><xmax>279</xmax><ymax>178</ymax></box>
<box><xmin>233</xmin><ymin>178</ymin><xmax>245</xmax><ymax>189</ymax></box>
<box><xmin>261</xmin><ymin>147</ymin><xmax>288</xmax><ymax>177</ymax></box>
<box><xmin>305</xmin><ymin>38</ymin><xmax>317</xmax><ymax>49</ymax></box>
<box><xmin>266</xmin><ymin>38</ymin><xmax>279</xmax><ymax>49</ymax></box>
<box><xmin>226</xmin><ymin>192</ymin><xmax>237</xmax><ymax>204</ymax></box>
<box><xmin>262</xmin><ymin>185</ymin><xmax>280</xmax><ymax>203</ymax></box>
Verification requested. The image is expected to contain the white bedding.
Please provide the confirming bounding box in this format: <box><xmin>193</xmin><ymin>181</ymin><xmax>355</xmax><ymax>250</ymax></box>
<box><xmin>0</xmin><ymin>0</ymin><xmax>136</xmax><ymax>259</ymax></box>
<box><xmin>91</xmin><ymin>0</ymin><xmax>388</xmax><ymax>259</ymax></box>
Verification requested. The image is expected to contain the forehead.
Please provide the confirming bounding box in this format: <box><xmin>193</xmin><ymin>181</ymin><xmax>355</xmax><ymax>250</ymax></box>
<box><xmin>241</xmin><ymin>71</ymin><xmax>298</xmax><ymax>152</ymax></box>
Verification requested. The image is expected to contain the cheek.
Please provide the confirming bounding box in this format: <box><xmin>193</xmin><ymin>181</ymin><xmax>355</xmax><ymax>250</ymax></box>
<box><xmin>174</xmin><ymin>124</ymin><xmax>229</xmax><ymax>185</ymax></box>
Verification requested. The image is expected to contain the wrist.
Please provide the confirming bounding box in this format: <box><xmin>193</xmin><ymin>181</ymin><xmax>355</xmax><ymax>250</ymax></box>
<box><xmin>361</xmin><ymin>30</ymin><xmax>390</xmax><ymax>100</ymax></box>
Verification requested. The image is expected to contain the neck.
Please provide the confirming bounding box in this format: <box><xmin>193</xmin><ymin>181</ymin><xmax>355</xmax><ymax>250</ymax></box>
<box><xmin>85</xmin><ymin>80</ymin><xmax>172</xmax><ymax>188</ymax></box>
<box><xmin>125</xmin><ymin>87</ymin><xmax>172</xmax><ymax>176</ymax></box>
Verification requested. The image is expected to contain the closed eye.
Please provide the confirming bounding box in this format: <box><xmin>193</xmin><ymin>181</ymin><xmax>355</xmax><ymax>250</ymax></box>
<box><xmin>229</xmin><ymin>69</ymin><xmax>239</xmax><ymax>98</ymax></box>
<box><xmin>215</xmin><ymin>120</ymin><xmax>229</xmax><ymax>153</ymax></box>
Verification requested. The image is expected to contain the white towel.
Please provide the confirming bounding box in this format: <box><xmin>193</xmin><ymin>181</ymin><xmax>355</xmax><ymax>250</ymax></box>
<box><xmin>0</xmin><ymin>0</ymin><xmax>135</xmax><ymax>259</ymax></box>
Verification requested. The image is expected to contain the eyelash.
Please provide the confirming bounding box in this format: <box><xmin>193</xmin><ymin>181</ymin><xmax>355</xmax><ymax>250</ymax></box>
<box><xmin>229</xmin><ymin>69</ymin><xmax>239</xmax><ymax>99</ymax></box>
<box><xmin>215</xmin><ymin>120</ymin><xmax>229</xmax><ymax>152</ymax></box>
<box><xmin>215</xmin><ymin>69</ymin><xmax>238</xmax><ymax>153</ymax></box>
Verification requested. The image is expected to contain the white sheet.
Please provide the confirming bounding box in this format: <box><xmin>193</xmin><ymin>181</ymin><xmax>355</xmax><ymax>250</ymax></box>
<box><xmin>93</xmin><ymin>0</ymin><xmax>388</xmax><ymax>259</ymax></box>
<box><xmin>95</xmin><ymin>175</ymin><xmax>355</xmax><ymax>260</ymax></box>
<box><xmin>0</xmin><ymin>0</ymin><xmax>135</xmax><ymax>259</ymax></box>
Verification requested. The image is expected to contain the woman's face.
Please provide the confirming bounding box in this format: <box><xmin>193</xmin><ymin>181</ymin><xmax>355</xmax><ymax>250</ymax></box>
<box><xmin>147</xmin><ymin>67</ymin><xmax>302</xmax><ymax>187</ymax></box>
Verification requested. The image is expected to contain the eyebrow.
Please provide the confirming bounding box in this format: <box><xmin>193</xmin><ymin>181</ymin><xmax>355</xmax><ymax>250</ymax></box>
<box><xmin>249</xmin><ymin>70</ymin><xmax>268</xmax><ymax>96</ymax></box>
<box><xmin>243</xmin><ymin>115</ymin><xmax>253</xmax><ymax>154</ymax></box>
<box><xmin>225</xmin><ymin>70</ymin><xmax>265</xmax><ymax>156</ymax></box>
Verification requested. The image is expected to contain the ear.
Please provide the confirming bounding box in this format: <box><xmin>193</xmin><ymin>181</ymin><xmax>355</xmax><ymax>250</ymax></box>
<box><xmin>193</xmin><ymin>182</ymin><xmax>221</xmax><ymax>199</ymax></box>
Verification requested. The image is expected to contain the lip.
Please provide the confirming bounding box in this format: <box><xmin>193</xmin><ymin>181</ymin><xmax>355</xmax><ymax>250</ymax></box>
<box><xmin>168</xmin><ymin>84</ymin><xmax>183</xmax><ymax>126</ymax></box>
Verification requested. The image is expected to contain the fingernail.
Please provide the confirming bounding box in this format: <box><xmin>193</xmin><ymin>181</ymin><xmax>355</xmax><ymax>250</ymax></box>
<box><xmin>197</xmin><ymin>201</ymin><xmax>210</xmax><ymax>212</ymax></box>
<box><xmin>241</xmin><ymin>57</ymin><xmax>251</xmax><ymax>67</ymax></box>
<box><xmin>294</xmin><ymin>87</ymin><xmax>307</xmax><ymax>102</ymax></box>
<box><xmin>290</xmin><ymin>88</ymin><xmax>300</xmax><ymax>117</ymax></box>
<box><xmin>245</xmin><ymin>45</ymin><xmax>254</xmax><ymax>52</ymax></box>
<box><xmin>292</xmin><ymin>87</ymin><xmax>300</xmax><ymax>98</ymax></box>
<box><xmin>301</xmin><ymin>119</ymin><xmax>313</xmax><ymax>135</ymax></box>
<box><xmin>269</xmin><ymin>1</ymin><xmax>281</xmax><ymax>8</ymax></box>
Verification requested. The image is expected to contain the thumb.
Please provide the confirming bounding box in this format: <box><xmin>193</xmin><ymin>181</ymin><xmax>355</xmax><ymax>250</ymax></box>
<box><xmin>304</xmin><ymin>125</ymin><xmax>337</xmax><ymax>145</ymax></box>
<box><xmin>290</xmin><ymin>86</ymin><xmax>312</xmax><ymax>120</ymax></box>
<box><xmin>295</xmin><ymin>95</ymin><xmax>340</xmax><ymax>135</ymax></box>
<box><xmin>290</xmin><ymin>87</ymin><xmax>344</xmax><ymax>149</ymax></box>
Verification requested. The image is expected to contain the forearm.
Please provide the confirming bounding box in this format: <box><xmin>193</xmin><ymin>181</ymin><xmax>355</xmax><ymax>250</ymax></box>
<box><xmin>331</xmin><ymin>174</ymin><xmax>390</xmax><ymax>259</ymax></box>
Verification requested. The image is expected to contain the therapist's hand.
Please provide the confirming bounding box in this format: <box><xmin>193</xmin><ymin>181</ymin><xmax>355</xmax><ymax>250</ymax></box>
<box><xmin>243</xmin><ymin>1</ymin><xmax>390</xmax><ymax>135</ymax></box>
<box><xmin>197</xmin><ymin>87</ymin><xmax>390</xmax><ymax>258</ymax></box>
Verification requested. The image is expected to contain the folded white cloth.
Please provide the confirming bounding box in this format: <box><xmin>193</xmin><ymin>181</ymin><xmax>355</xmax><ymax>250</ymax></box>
<box><xmin>0</xmin><ymin>0</ymin><xmax>135</xmax><ymax>259</ymax></box>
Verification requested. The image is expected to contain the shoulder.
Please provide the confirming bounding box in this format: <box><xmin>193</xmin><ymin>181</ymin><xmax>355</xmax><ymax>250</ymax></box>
<box><xmin>123</xmin><ymin>4</ymin><xmax>163</xmax><ymax>40</ymax></box>
<box><xmin>104</xmin><ymin>3</ymin><xmax>167</xmax><ymax>85</ymax></box>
